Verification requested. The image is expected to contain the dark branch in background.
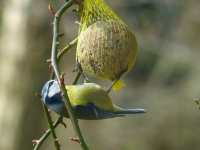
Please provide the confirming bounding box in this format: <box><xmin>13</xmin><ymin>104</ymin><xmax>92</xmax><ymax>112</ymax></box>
<box><xmin>51</xmin><ymin>0</ymin><xmax>89</xmax><ymax>150</ymax></box>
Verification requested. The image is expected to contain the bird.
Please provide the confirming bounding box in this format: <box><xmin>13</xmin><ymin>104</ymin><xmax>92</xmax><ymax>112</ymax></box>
<box><xmin>76</xmin><ymin>0</ymin><xmax>138</xmax><ymax>91</ymax></box>
<box><xmin>41</xmin><ymin>80</ymin><xmax>145</xmax><ymax>120</ymax></box>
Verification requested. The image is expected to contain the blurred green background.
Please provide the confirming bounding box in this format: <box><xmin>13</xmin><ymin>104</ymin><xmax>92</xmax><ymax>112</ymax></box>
<box><xmin>0</xmin><ymin>0</ymin><xmax>200</xmax><ymax>150</ymax></box>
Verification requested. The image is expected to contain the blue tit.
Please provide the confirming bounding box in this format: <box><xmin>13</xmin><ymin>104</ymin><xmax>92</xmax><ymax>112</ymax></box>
<box><xmin>41</xmin><ymin>80</ymin><xmax>145</xmax><ymax>120</ymax></box>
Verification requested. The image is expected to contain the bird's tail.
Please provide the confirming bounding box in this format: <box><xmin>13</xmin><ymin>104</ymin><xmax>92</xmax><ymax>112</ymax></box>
<box><xmin>114</xmin><ymin>105</ymin><xmax>146</xmax><ymax>115</ymax></box>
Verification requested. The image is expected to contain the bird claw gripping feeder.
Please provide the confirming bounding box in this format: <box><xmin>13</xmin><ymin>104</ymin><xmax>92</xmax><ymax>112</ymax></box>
<box><xmin>76</xmin><ymin>0</ymin><xmax>138</xmax><ymax>90</ymax></box>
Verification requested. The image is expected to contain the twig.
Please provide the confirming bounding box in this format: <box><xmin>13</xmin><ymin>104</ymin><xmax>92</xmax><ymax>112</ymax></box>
<box><xmin>33</xmin><ymin>116</ymin><xmax>63</xmax><ymax>150</ymax></box>
<box><xmin>51</xmin><ymin>0</ymin><xmax>89</xmax><ymax>150</ymax></box>
<box><xmin>43</xmin><ymin>105</ymin><xmax>61</xmax><ymax>150</ymax></box>
<box><xmin>57</xmin><ymin>37</ymin><xmax>78</xmax><ymax>60</ymax></box>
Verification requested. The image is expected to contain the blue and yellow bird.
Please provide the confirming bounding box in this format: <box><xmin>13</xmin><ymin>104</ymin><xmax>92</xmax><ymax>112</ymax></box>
<box><xmin>41</xmin><ymin>80</ymin><xmax>145</xmax><ymax>120</ymax></box>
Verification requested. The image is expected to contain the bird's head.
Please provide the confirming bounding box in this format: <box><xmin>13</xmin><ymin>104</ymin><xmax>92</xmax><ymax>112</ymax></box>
<box><xmin>41</xmin><ymin>80</ymin><xmax>60</xmax><ymax>103</ymax></box>
<box><xmin>41</xmin><ymin>80</ymin><xmax>67</xmax><ymax>116</ymax></box>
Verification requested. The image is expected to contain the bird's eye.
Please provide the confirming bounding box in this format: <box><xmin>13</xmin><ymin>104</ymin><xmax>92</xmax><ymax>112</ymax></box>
<box><xmin>47</xmin><ymin>81</ymin><xmax>54</xmax><ymax>92</ymax></box>
<box><xmin>49</xmin><ymin>81</ymin><xmax>53</xmax><ymax>86</ymax></box>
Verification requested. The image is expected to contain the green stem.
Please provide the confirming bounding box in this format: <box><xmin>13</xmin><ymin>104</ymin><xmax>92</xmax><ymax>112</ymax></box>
<box><xmin>51</xmin><ymin>0</ymin><xmax>89</xmax><ymax>150</ymax></box>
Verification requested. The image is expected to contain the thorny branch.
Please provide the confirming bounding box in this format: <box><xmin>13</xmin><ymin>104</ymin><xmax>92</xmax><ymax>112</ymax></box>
<box><xmin>33</xmin><ymin>1</ymin><xmax>82</xmax><ymax>150</ymax></box>
<box><xmin>50</xmin><ymin>0</ymin><xmax>89</xmax><ymax>150</ymax></box>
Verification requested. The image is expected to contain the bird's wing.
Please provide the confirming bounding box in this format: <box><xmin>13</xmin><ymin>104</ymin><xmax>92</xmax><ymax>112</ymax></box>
<box><xmin>66</xmin><ymin>83</ymin><xmax>115</xmax><ymax>112</ymax></box>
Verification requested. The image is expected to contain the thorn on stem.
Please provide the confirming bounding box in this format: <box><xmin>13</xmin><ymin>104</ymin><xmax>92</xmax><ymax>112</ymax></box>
<box><xmin>32</xmin><ymin>139</ymin><xmax>40</xmax><ymax>145</ymax></box>
<box><xmin>60</xmin><ymin>73</ymin><xmax>65</xmax><ymax>85</ymax></box>
<box><xmin>58</xmin><ymin>33</ymin><xmax>65</xmax><ymax>37</ymax></box>
<box><xmin>48</xmin><ymin>64</ymin><xmax>53</xmax><ymax>73</ymax></box>
<box><xmin>46</xmin><ymin>59</ymin><xmax>52</xmax><ymax>73</ymax></box>
<box><xmin>48</xmin><ymin>3</ymin><xmax>56</xmax><ymax>16</ymax></box>
<box><xmin>69</xmin><ymin>137</ymin><xmax>80</xmax><ymax>144</ymax></box>
<box><xmin>46</xmin><ymin>58</ymin><xmax>51</xmax><ymax>63</ymax></box>
<box><xmin>43</xmin><ymin>129</ymin><xmax>48</xmax><ymax>134</ymax></box>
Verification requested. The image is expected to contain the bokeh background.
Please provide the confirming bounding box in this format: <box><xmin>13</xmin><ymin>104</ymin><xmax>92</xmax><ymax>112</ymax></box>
<box><xmin>0</xmin><ymin>0</ymin><xmax>200</xmax><ymax>150</ymax></box>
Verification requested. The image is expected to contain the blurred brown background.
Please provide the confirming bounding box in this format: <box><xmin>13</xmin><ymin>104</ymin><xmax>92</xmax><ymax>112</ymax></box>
<box><xmin>0</xmin><ymin>0</ymin><xmax>200</xmax><ymax>150</ymax></box>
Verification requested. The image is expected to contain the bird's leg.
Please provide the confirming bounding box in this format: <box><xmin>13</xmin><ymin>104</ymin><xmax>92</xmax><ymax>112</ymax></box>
<box><xmin>82</xmin><ymin>73</ymin><xmax>90</xmax><ymax>83</ymax></box>
<box><xmin>59</xmin><ymin>117</ymin><xmax>67</xmax><ymax>128</ymax></box>
<box><xmin>106</xmin><ymin>79</ymin><xmax>119</xmax><ymax>93</ymax></box>
<box><xmin>75</xmin><ymin>61</ymin><xmax>90</xmax><ymax>83</ymax></box>
<box><xmin>107</xmin><ymin>66</ymin><xmax>128</xmax><ymax>93</ymax></box>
